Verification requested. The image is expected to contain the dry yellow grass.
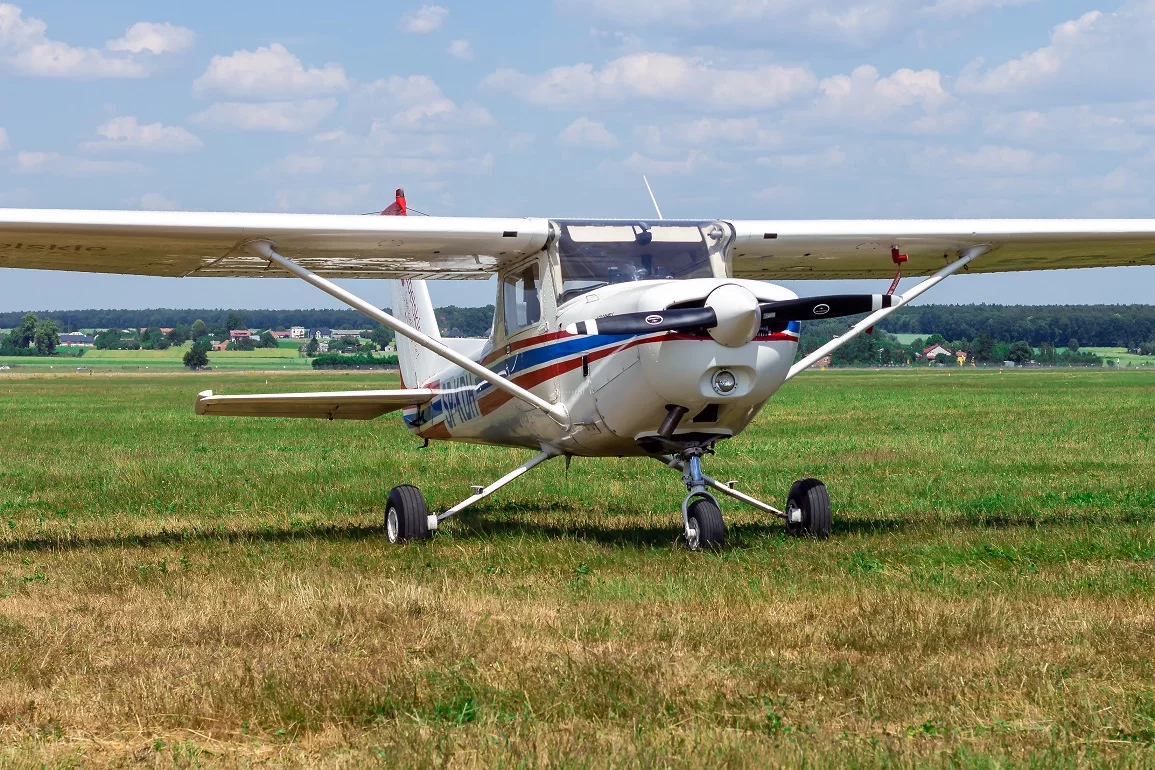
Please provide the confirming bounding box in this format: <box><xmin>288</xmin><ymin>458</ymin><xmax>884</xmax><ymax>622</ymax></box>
<box><xmin>0</xmin><ymin>368</ymin><xmax>1153</xmax><ymax>767</ymax></box>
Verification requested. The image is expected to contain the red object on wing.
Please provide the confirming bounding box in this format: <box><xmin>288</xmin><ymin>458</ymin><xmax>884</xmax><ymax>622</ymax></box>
<box><xmin>381</xmin><ymin>188</ymin><xmax>407</xmax><ymax>216</ymax></box>
<box><xmin>867</xmin><ymin>246</ymin><xmax>909</xmax><ymax>335</ymax></box>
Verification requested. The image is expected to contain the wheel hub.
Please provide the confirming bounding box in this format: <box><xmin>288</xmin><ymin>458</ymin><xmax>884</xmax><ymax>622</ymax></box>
<box><xmin>386</xmin><ymin>507</ymin><xmax>399</xmax><ymax>542</ymax></box>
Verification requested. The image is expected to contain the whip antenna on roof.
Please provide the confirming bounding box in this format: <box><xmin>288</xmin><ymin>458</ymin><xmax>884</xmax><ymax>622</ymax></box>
<box><xmin>643</xmin><ymin>176</ymin><xmax>663</xmax><ymax>220</ymax></box>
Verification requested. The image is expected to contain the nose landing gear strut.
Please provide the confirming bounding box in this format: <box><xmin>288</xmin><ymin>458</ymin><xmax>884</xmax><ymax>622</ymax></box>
<box><xmin>678</xmin><ymin>448</ymin><xmax>726</xmax><ymax>550</ymax></box>
<box><xmin>658</xmin><ymin>452</ymin><xmax>832</xmax><ymax>550</ymax></box>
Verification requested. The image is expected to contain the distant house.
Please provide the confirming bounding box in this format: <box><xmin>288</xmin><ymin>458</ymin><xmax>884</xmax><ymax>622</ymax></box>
<box><xmin>212</xmin><ymin>341</ymin><xmax>230</xmax><ymax>351</ymax></box>
<box><xmin>138</xmin><ymin>327</ymin><xmax>174</xmax><ymax>334</ymax></box>
<box><xmin>290</xmin><ymin>326</ymin><xmax>307</xmax><ymax>339</ymax></box>
<box><xmin>229</xmin><ymin>329</ymin><xmax>253</xmax><ymax>339</ymax></box>
<box><xmin>270</xmin><ymin>330</ymin><xmax>292</xmax><ymax>339</ymax></box>
<box><xmin>59</xmin><ymin>333</ymin><xmax>95</xmax><ymax>347</ymax></box>
<box><xmin>310</xmin><ymin>328</ymin><xmax>333</xmax><ymax>340</ymax></box>
<box><xmin>318</xmin><ymin>341</ymin><xmax>330</xmax><ymax>353</ymax></box>
<box><xmin>923</xmin><ymin>344</ymin><xmax>953</xmax><ymax>360</ymax></box>
<box><xmin>330</xmin><ymin>329</ymin><xmax>365</xmax><ymax>339</ymax></box>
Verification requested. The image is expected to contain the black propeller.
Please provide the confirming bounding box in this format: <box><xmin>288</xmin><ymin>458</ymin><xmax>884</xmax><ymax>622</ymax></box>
<box><xmin>565</xmin><ymin>294</ymin><xmax>895</xmax><ymax>337</ymax></box>
<box><xmin>565</xmin><ymin>307</ymin><xmax>717</xmax><ymax>336</ymax></box>
<box><xmin>760</xmin><ymin>294</ymin><xmax>895</xmax><ymax>323</ymax></box>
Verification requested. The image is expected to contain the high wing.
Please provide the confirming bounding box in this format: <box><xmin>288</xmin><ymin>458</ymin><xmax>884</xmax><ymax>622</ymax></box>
<box><xmin>3</xmin><ymin>209</ymin><xmax>1154</xmax><ymax>280</ymax></box>
<box><xmin>728</xmin><ymin>219</ymin><xmax>1155</xmax><ymax>279</ymax></box>
<box><xmin>0</xmin><ymin>209</ymin><xmax>551</xmax><ymax>279</ymax></box>
<box><xmin>195</xmin><ymin>388</ymin><xmax>436</xmax><ymax>420</ymax></box>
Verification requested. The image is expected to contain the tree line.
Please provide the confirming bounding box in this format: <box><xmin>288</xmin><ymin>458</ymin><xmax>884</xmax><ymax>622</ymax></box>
<box><xmin>0</xmin><ymin>305</ymin><xmax>497</xmax><ymax>339</ymax></box>
<box><xmin>875</xmin><ymin>304</ymin><xmax>1155</xmax><ymax>348</ymax></box>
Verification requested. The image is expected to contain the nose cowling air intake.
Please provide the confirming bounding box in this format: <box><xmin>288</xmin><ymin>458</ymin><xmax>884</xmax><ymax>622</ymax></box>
<box><xmin>564</xmin><ymin>290</ymin><xmax>897</xmax><ymax>341</ymax></box>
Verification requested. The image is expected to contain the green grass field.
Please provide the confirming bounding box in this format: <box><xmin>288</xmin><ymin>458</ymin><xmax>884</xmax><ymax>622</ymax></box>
<box><xmin>1081</xmin><ymin>347</ymin><xmax>1155</xmax><ymax>366</ymax></box>
<box><xmin>0</xmin><ymin>344</ymin><xmax>311</xmax><ymax>372</ymax></box>
<box><xmin>0</xmin><ymin>368</ymin><xmax>1153</xmax><ymax>767</ymax></box>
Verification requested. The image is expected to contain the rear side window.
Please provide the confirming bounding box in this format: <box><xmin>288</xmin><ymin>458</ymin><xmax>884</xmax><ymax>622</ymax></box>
<box><xmin>503</xmin><ymin>263</ymin><xmax>541</xmax><ymax>336</ymax></box>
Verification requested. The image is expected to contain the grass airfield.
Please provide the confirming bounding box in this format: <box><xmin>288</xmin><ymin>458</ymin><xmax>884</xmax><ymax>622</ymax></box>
<box><xmin>0</xmin><ymin>368</ymin><xmax>1153</xmax><ymax>767</ymax></box>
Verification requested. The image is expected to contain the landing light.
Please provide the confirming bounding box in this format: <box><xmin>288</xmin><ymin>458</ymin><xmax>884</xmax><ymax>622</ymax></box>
<box><xmin>712</xmin><ymin>370</ymin><xmax>737</xmax><ymax>395</ymax></box>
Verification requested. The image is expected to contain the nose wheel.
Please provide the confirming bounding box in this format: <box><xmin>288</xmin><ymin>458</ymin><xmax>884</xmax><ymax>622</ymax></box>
<box><xmin>678</xmin><ymin>449</ymin><xmax>727</xmax><ymax>550</ymax></box>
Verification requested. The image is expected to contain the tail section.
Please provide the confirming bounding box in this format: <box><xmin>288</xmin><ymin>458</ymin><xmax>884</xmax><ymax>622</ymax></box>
<box><xmin>391</xmin><ymin>279</ymin><xmax>446</xmax><ymax>387</ymax></box>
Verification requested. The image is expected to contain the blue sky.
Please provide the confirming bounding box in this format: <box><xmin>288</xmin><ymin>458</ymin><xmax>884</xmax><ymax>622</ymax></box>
<box><xmin>1</xmin><ymin>0</ymin><xmax>1153</xmax><ymax>311</ymax></box>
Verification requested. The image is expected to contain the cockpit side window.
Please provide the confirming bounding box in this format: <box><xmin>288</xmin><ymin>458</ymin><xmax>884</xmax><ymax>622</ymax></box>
<box><xmin>556</xmin><ymin>223</ymin><xmax>715</xmax><ymax>305</ymax></box>
<box><xmin>502</xmin><ymin>262</ymin><xmax>542</xmax><ymax>336</ymax></box>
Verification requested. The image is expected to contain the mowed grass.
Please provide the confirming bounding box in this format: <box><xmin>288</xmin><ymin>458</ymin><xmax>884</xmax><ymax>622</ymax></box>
<box><xmin>0</xmin><ymin>345</ymin><xmax>310</xmax><ymax>372</ymax></box>
<box><xmin>0</xmin><ymin>368</ymin><xmax>1153</xmax><ymax>768</ymax></box>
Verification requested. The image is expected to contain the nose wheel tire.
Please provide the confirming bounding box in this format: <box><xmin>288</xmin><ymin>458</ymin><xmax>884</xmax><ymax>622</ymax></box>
<box><xmin>686</xmin><ymin>497</ymin><xmax>726</xmax><ymax>551</ymax></box>
<box><xmin>385</xmin><ymin>485</ymin><xmax>432</xmax><ymax>544</ymax></box>
<box><xmin>786</xmin><ymin>478</ymin><xmax>831</xmax><ymax>539</ymax></box>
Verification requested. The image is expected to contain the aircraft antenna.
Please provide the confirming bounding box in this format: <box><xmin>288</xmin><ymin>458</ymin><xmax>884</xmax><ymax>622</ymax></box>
<box><xmin>643</xmin><ymin>176</ymin><xmax>664</xmax><ymax>220</ymax></box>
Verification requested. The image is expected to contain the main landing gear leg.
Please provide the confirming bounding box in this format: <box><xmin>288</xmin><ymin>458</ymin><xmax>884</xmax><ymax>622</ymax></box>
<box><xmin>384</xmin><ymin>445</ymin><xmax>561</xmax><ymax>544</ymax></box>
<box><xmin>656</xmin><ymin>455</ymin><xmax>833</xmax><ymax>545</ymax></box>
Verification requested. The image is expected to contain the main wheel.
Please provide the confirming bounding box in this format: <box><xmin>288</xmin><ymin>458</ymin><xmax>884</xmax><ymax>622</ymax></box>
<box><xmin>786</xmin><ymin>478</ymin><xmax>831</xmax><ymax>539</ymax></box>
<box><xmin>686</xmin><ymin>497</ymin><xmax>726</xmax><ymax>551</ymax></box>
<box><xmin>385</xmin><ymin>485</ymin><xmax>432</xmax><ymax>543</ymax></box>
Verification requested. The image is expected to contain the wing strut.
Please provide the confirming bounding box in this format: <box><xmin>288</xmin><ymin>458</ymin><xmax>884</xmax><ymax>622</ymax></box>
<box><xmin>785</xmin><ymin>245</ymin><xmax>989</xmax><ymax>381</ymax></box>
<box><xmin>245</xmin><ymin>240</ymin><xmax>569</xmax><ymax>427</ymax></box>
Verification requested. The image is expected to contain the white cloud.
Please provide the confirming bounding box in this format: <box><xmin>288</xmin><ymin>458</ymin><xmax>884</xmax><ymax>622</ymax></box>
<box><xmin>87</xmin><ymin>116</ymin><xmax>203</xmax><ymax>152</ymax></box>
<box><xmin>194</xmin><ymin>44</ymin><xmax>348</xmax><ymax>99</ymax></box>
<box><xmin>402</xmin><ymin>5</ymin><xmax>448</xmax><ymax>33</ymax></box>
<box><xmin>635</xmin><ymin>117</ymin><xmax>782</xmax><ymax>150</ymax></box>
<box><xmin>191</xmin><ymin>99</ymin><xmax>338</xmax><ymax>133</ymax></box>
<box><xmin>0</xmin><ymin>127</ymin><xmax>8</xmax><ymax>151</ymax></box>
<box><xmin>957</xmin><ymin>11</ymin><xmax>1101</xmax><ymax>94</ymax></box>
<box><xmin>926</xmin><ymin>0</ymin><xmax>1037</xmax><ymax>15</ymax></box>
<box><xmin>0</xmin><ymin>4</ymin><xmax>144</xmax><ymax>77</ymax></box>
<box><xmin>985</xmin><ymin>106</ymin><xmax>1147</xmax><ymax>152</ymax></box>
<box><xmin>106</xmin><ymin>22</ymin><xmax>195</xmax><ymax>55</ymax></box>
<box><xmin>562</xmin><ymin>0</ymin><xmax>1040</xmax><ymax>43</ymax></box>
<box><xmin>950</xmin><ymin>145</ymin><xmax>1062</xmax><ymax>174</ymax></box>
<box><xmin>357</xmin><ymin>75</ymin><xmax>494</xmax><ymax>129</ymax></box>
<box><xmin>619</xmin><ymin>150</ymin><xmax>710</xmax><ymax>175</ymax></box>
<box><xmin>447</xmin><ymin>39</ymin><xmax>474</xmax><ymax>60</ymax></box>
<box><xmin>818</xmin><ymin>65</ymin><xmax>948</xmax><ymax>117</ymax></box>
<box><xmin>274</xmin><ymin>184</ymin><xmax>374</xmax><ymax>213</ymax></box>
<box><xmin>508</xmin><ymin>132</ymin><xmax>535</xmax><ymax>150</ymax></box>
<box><xmin>807</xmin><ymin>4</ymin><xmax>901</xmax><ymax>43</ymax></box>
<box><xmin>564</xmin><ymin>0</ymin><xmax>803</xmax><ymax>26</ymax></box>
<box><xmin>483</xmin><ymin>53</ymin><xmax>816</xmax><ymax>110</ymax></box>
<box><xmin>801</xmin><ymin>64</ymin><xmax>964</xmax><ymax>134</ymax></box>
<box><xmin>14</xmin><ymin>151</ymin><xmax>146</xmax><ymax>175</ymax></box>
<box><xmin>559</xmin><ymin>117</ymin><xmax>618</xmax><ymax>148</ymax></box>
<box><xmin>137</xmin><ymin>192</ymin><xmax>180</xmax><ymax>210</ymax></box>
<box><xmin>757</xmin><ymin>147</ymin><xmax>847</xmax><ymax>169</ymax></box>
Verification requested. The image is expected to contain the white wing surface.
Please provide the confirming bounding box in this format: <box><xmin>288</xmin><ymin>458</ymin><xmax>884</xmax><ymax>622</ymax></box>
<box><xmin>0</xmin><ymin>209</ymin><xmax>551</xmax><ymax>279</ymax></box>
<box><xmin>195</xmin><ymin>388</ymin><xmax>436</xmax><ymax>420</ymax></box>
<box><xmin>728</xmin><ymin>219</ymin><xmax>1155</xmax><ymax>279</ymax></box>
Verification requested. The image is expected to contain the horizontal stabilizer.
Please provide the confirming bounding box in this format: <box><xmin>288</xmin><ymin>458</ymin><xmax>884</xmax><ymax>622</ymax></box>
<box><xmin>195</xmin><ymin>388</ymin><xmax>436</xmax><ymax>420</ymax></box>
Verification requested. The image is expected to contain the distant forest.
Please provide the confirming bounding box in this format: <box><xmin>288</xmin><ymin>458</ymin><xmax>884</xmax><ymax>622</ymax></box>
<box><xmin>0</xmin><ymin>306</ymin><xmax>497</xmax><ymax>338</ymax></box>
<box><xmin>2</xmin><ymin>304</ymin><xmax>1154</xmax><ymax>348</ymax></box>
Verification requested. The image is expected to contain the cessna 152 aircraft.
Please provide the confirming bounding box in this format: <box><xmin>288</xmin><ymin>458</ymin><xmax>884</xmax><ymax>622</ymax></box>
<box><xmin>2</xmin><ymin>190</ymin><xmax>1154</xmax><ymax>549</ymax></box>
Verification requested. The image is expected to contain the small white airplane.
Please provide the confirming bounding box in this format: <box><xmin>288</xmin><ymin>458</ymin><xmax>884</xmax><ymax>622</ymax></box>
<box><xmin>3</xmin><ymin>190</ymin><xmax>1154</xmax><ymax>549</ymax></box>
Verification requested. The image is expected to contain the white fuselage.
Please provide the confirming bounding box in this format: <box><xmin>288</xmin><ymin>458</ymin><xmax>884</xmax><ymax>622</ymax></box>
<box><xmin>403</xmin><ymin>277</ymin><xmax>800</xmax><ymax>456</ymax></box>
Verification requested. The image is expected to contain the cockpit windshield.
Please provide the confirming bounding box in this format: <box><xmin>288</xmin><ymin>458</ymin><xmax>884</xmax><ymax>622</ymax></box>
<box><xmin>555</xmin><ymin>221</ymin><xmax>717</xmax><ymax>305</ymax></box>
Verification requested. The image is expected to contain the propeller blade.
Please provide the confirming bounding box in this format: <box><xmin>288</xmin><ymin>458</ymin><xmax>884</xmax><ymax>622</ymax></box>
<box><xmin>761</xmin><ymin>294</ymin><xmax>895</xmax><ymax>322</ymax></box>
<box><xmin>565</xmin><ymin>307</ymin><xmax>718</xmax><ymax>336</ymax></box>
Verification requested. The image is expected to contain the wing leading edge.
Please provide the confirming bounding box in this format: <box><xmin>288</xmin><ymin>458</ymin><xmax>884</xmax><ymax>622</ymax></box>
<box><xmin>0</xmin><ymin>209</ymin><xmax>552</xmax><ymax>279</ymax></box>
<box><xmin>728</xmin><ymin>219</ymin><xmax>1155</xmax><ymax>279</ymax></box>
<box><xmin>3</xmin><ymin>209</ymin><xmax>1154</xmax><ymax>281</ymax></box>
<box><xmin>195</xmin><ymin>388</ymin><xmax>437</xmax><ymax>420</ymax></box>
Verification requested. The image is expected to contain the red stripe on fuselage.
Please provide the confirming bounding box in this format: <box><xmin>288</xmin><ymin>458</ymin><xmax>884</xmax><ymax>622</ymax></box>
<box><xmin>416</xmin><ymin>330</ymin><xmax>797</xmax><ymax>438</ymax></box>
